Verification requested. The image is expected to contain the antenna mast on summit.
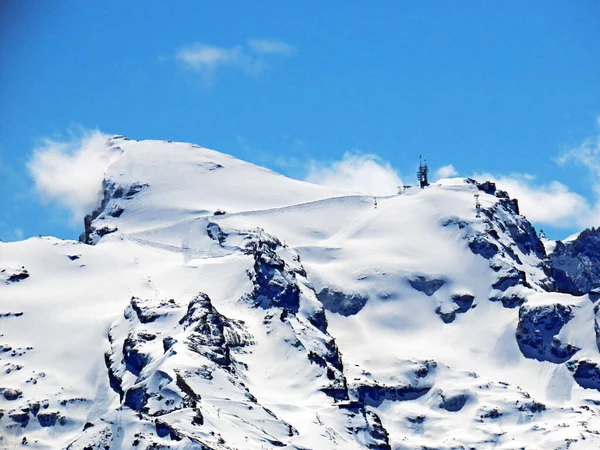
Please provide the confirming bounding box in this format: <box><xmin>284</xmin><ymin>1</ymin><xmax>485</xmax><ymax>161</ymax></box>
<box><xmin>417</xmin><ymin>155</ymin><xmax>429</xmax><ymax>188</ymax></box>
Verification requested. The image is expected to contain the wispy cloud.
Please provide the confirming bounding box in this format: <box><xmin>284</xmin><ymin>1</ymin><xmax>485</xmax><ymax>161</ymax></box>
<box><xmin>435</xmin><ymin>164</ymin><xmax>458</xmax><ymax>179</ymax></box>
<box><xmin>556</xmin><ymin>116</ymin><xmax>600</xmax><ymax>177</ymax></box>
<box><xmin>305</xmin><ymin>152</ymin><xmax>402</xmax><ymax>196</ymax></box>
<box><xmin>475</xmin><ymin>173</ymin><xmax>593</xmax><ymax>229</ymax></box>
<box><xmin>176</xmin><ymin>38</ymin><xmax>293</xmax><ymax>84</ymax></box>
<box><xmin>247</xmin><ymin>39</ymin><xmax>294</xmax><ymax>56</ymax></box>
<box><xmin>27</xmin><ymin>130</ymin><xmax>121</xmax><ymax>223</ymax></box>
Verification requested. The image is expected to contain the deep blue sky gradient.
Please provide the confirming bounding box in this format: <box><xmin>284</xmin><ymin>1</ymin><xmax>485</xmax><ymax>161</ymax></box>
<box><xmin>1</xmin><ymin>1</ymin><xmax>599</xmax><ymax>240</ymax></box>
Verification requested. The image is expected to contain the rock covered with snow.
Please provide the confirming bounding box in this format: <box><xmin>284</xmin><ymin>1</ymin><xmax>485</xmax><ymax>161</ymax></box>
<box><xmin>2</xmin><ymin>137</ymin><xmax>600</xmax><ymax>449</ymax></box>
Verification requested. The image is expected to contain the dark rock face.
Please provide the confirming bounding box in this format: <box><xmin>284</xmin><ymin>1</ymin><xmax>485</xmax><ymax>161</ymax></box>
<box><xmin>123</xmin><ymin>333</ymin><xmax>152</xmax><ymax>376</ymax></box>
<box><xmin>518</xmin><ymin>401</ymin><xmax>546</xmax><ymax>413</ymax></box>
<box><xmin>355</xmin><ymin>384</ymin><xmax>430</xmax><ymax>407</ymax></box>
<box><xmin>595</xmin><ymin>304</ymin><xmax>600</xmax><ymax>353</ymax></box>
<box><xmin>477</xmin><ymin>181</ymin><xmax>497</xmax><ymax>195</ymax></box>
<box><xmin>567</xmin><ymin>359</ymin><xmax>600</xmax><ymax>391</ymax></box>
<box><xmin>468</xmin><ymin>237</ymin><xmax>499</xmax><ymax>259</ymax></box>
<box><xmin>124</xmin><ymin>386</ymin><xmax>149</xmax><ymax>412</ymax></box>
<box><xmin>439</xmin><ymin>393</ymin><xmax>468</xmax><ymax>412</ymax></box>
<box><xmin>516</xmin><ymin>304</ymin><xmax>580</xmax><ymax>363</ymax></box>
<box><xmin>5</xmin><ymin>267</ymin><xmax>29</xmax><ymax>283</ymax></box>
<box><xmin>179</xmin><ymin>293</ymin><xmax>232</xmax><ymax>366</ymax></box>
<box><xmin>408</xmin><ymin>276</ymin><xmax>446</xmax><ymax>296</ymax></box>
<box><xmin>155</xmin><ymin>420</ymin><xmax>183</xmax><ymax>441</ymax></box>
<box><xmin>364</xmin><ymin>410</ymin><xmax>391</xmax><ymax>450</ymax></box>
<box><xmin>489</xmin><ymin>294</ymin><xmax>526</xmax><ymax>309</ymax></box>
<box><xmin>207</xmin><ymin>222</ymin><xmax>227</xmax><ymax>245</ymax></box>
<box><xmin>37</xmin><ymin>411</ymin><xmax>58</xmax><ymax>427</ymax></box>
<box><xmin>543</xmin><ymin>266</ymin><xmax>582</xmax><ymax>296</ymax></box>
<box><xmin>129</xmin><ymin>296</ymin><xmax>175</xmax><ymax>324</ymax></box>
<box><xmin>244</xmin><ymin>234</ymin><xmax>301</xmax><ymax>312</ymax></box>
<box><xmin>492</xmin><ymin>268</ymin><xmax>528</xmax><ymax>292</ymax></box>
<box><xmin>80</xmin><ymin>180</ymin><xmax>148</xmax><ymax>244</ymax></box>
<box><xmin>2</xmin><ymin>388</ymin><xmax>23</xmax><ymax>400</ymax></box>
<box><xmin>452</xmin><ymin>294</ymin><xmax>475</xmax><ymax>313</ymax></box>
<box><xmin>549</xmin><ymin>228</ymin><xmax>600</xmax><ymax>295</ymax></box>
<box><xmin>316</xmin><ymin>288</ymin><xmax>368</xmax><ymax>316</ymax></box>
<box><xmin>435</xmin><ymin>307</ymin><xmax>456</xmax><ymax>324</ymax></box>
<box><xmin>9</xmin><ymin>410</ymin><xmax>29</xmax><ymax>427</ymax></box>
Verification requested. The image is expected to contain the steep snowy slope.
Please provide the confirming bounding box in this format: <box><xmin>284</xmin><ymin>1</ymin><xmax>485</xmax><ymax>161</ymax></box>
<box><xmin>2</xmin><ymin>137</ymin><xmax>600</xmax><ymax>449</ymax></box>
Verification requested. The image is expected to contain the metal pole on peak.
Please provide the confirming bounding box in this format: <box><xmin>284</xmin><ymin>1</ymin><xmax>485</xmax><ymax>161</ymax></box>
<box><xmin>417</xmin><ymin>156</ymin><xmax>429</xmax><ymax>188</ymax></box>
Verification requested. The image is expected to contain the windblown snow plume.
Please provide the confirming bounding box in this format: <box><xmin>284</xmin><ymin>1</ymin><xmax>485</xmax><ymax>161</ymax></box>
<box><xmin>27</xmin><ymin>131</ymin><xmax>122</xmax><ymax>221</ymax></box>
<box><xmin>305</xmin><ymin>152</ymin><xmax>402</xmax><ymax>196</ymax></box>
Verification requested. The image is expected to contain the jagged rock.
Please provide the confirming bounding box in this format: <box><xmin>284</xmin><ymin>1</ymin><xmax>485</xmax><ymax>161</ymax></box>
<box><xmin>595</xmin><ymin>304</ymin><xmax>600</xmax><ymax>353</ymax></box>
<box><xmin>543</xmin><ymin>266</ymin><xmax>582</xmax><ymax>296</ymax></box>
<box><xmin>128</xmin><ymin>297</ymin><xmax>175</xmax><ymax>324</ymax></box>
<box><xmin>124</xmin><ymin>386</ymin><xmax>148</xmax><ymax>412</ymax></box>
<box><xmin>206</xmin><ymin>222</ymin><xmax>227</xmax><ymax>245</ymax></box>
<box><xmin>435</xmin><ymin>306</ymin><xmax>456</xmax><ymax>324</ymax></box>
<box><xmin>245</xmin><ymin>234</ymin><xmax>301</xmax><ymax>312</ymax></box>
<box><xmin>567</xmin><ymin>359</ymin><xmax>600</xmax><ymax>391</ymax></box>
<box><xmin>468</xmin><ymin>236</ymin><xmax>499</xmax><ymax>259</ymax></box>
<box><xmin>6</xmin><ymin>267</ymin><xmax>29</xmax><ymax>283</ymax></box>
<box><xmin>549</xmin><ymin>228</ymin><xmax>600</xmax><ymax>295</ymax></box>
<box><xmin>481</xmin><ymin>408</ymin><xmax>503</xmax><ymax>419</ymax></box>
<box><xmin>37</xmin><ymin>411</ymin><xmax>58</xmax><ymax>427</ymax></box>
<box><xmin>489</xmin><ymin>293</ymin><xmax>526</xmax><ymax>309</ymax></box>
<box><xmin>9</xmin><ymin>410</ymin><xmax>29</xmax><ymax>427</ymax></box>
<box><xmin>452</xmin><ymin>294</ymin><xmax>475</xmax><ymax>312</ymax></box>
<box><xmin>439</xmin><ymin>393</ymin><xmax>469</xmax><ymax>412</ymax></box>
<box><xmin>516</xmin><ymin>304</ymin><xmax>579</xmax><ymax>363</ymax></box>
<box><xmin>307</xmin><ymin>308</ymin><xmax>328</xmax><ymax>332</ymax></box>
<box><xmin>355</xmin><ymin>384</ymin><xmax>430</xmax><ymax>407</ymax></box>
<box><xmin>108</xmin><ymin>206</ymin><xmax>124</xmax><ymax>218</ymax></box>
<box><xmin>415</xmin><ymin>360</ymin><xmax>437</xmax><ymax>378</ymax></box>
<box><xmin>518</xmin><ymin>401</ymin><xmax>546</xmax><ymax>413</ymax></box>
<box><xmin>364</xmin><ymin>410</ymin><xmax>391</xmax><ymax>450</ymax></box>
<box><xmin>123</xmin><ymin>332</ymin><xmax>151</xmax><ymax>376</ymax></box>
<box><xmin>162</xmin><ymin>336</ymin><xmax>176</xmax><ymax>352</ymax></box>
<box><xmin>2</xmin><ymin>388</ymin><xmax>23</xmax><ymax>400</ymax></box>
<box><xmin>477</xmin><ymin>181</ymin><xmax>497</xmax><ymax>195</ymax></box>
<box><xmin>155</xmin><ymin>420</ymin><xmax>183</xmax><ymax>441</ymax></box>
<box><xmin>408</xmin><ymin>276</ymin><xmax>446</xmax><ymax>296</ymax></box>
<box><xmin>80</xmin><ymin>180</ymin><xmax>148</xmax><ymax>244</ymax></box>
<box><xmin>492</xmin><ymin>267</ymin><xmax>527</xmax><ymax>291</ymax></box>
<box><xmin>180</xmin><ymin>293</ymin><xmax>231</xmax><ymax>366</ymax></box>
<box><xmin>316</xmin><ymin>288</ymin><xmax>368</xmax><ymax>316</ymax></box>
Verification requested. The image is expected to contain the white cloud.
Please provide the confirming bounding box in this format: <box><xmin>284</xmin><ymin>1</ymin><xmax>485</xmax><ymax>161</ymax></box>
<box><xmin>305</xmin><ymin>152</ymin><xmax>402</xmax><ymax>196</ymax></box>
<box><xmin>27</xmin><ymin>130</ymin><xmax>121</xmax><ymax>222</ymax></box>
<box><xmin>557</xmin><ymin>116</ymin><xmax>600</xmax><ymax>176</ymax></box>
<box><xmin>176</xmin><ymin>38</ymin><xmax>293</xmax><ymax>84</ymax></box>
<box><xmin>435</xmin><ymin>164</ymin><xmax>458</xmax><ymax>179</ymax></box>
<box><xmin>247</xmin><ymin>39</ymin><xmax>293</xmax><ymax>56</ymax></box>
<box><xmin>476</xmin><ymin>172</ymin><xmax>599</xmax><ymax>229</ymax></box>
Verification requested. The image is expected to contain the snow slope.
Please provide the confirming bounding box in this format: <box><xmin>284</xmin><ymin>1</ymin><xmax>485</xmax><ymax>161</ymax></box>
<box><xmin>2</xmin><ymin>137</ymin><xmax>600</xmax><ymax>449</ymax></box>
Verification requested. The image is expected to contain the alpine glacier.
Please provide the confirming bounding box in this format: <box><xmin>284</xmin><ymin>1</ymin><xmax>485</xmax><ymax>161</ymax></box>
<box><xmin>2</xmin><ymin>136</ymin><xmax>600</xmax><ymax>449</ymax></box>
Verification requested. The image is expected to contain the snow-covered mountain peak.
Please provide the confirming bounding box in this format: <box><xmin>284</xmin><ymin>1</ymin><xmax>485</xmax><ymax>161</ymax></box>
<box><xmin>81</xmin><ymin>137</ymin><xmax>351</xmax><ymax>243</ymax></box>
<box><xmin>3</xmin><ymin>138</ymin><xmax>600</xmax><ymax>449</ymax></box>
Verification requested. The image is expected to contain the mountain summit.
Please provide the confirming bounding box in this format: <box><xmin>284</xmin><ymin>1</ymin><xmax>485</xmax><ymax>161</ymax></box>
<box><xmin>2</xmin><ymin>137</ymin><xmax>600</xmax><ymax>449</ymax></box>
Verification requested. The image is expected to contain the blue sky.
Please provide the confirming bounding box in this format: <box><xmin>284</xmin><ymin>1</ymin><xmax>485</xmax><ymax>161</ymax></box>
<box><xmin>1</xmin><ymin>0</ymin><xmax>599</xmax><ymax>241</ymax></box>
